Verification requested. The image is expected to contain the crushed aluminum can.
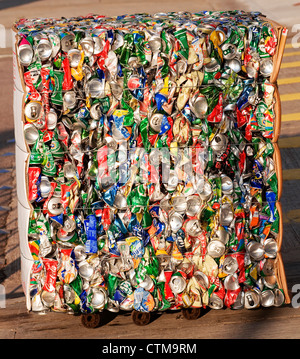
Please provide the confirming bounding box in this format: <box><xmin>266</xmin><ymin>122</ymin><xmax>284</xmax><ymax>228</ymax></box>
<box><xmin>24</xmin><ymin>101</ymin><xmax>43</xmax><ymax>122</ymax></box>
<box><xmin>73</xmin><ymin>245</ymin><xmax>87</xmax><ymax>262</ymax></box>
<box><xmin>211</xmin><ymin>133</ymin><xmax>228</xmax><ymax>155</ymax></box>
<box><xmin>169</xmin><ymin>211</ymin><xmax>184</xmax><ymax>233</ymax></box>
<box><xmin>172</xmin><ymin>194</ymin><xmax>187</xmax><ymax>215</ymax></box>
<box><xmin>36</xmin><ymin>37</ymin><xmax>52</xmax><ymax>61</ymax></box>
<box><xmin>90</xmin><ymin>288</ymin><xmax>107</xmax><ymax>310</ymax></box>
<box><xmin>186</xmin><ymin>195</ymin><xmax>202</xmax><ymax>217</ymax></box>
<box><xmin>139</xmin><ymin>275</ymin><xmax>154</xmax><ymax>292</ymax></box>
<box><xmin>273</xmin><ymin>288</ymin><xmax>285</xmax><ymax>307</ymax></box>
<box><xmin>185</xmin><ymin>219</ymin><xmax>202</xmax><ymax>237</ymax></box>
<box><xmin>39</xmin><ymin>176</ymin><xmax>51</xmax><ymax>198</ymax></box>
<box><xmin>47</xmin><ymin>197</ymin><xmax>64</xmax><ymax>216</ymax></box>
<box><xmin>68</xmin><ymin>49</ymin><xmax>82</xmax><ymax>68</ymax></box>
<box><xmin>221</xmin><ymin>174</ymin><xmax>233</xmax><ymax>194</ymax></box>
<box><xmin>86</xmin><ymin>78</ymin><xmax>105</xmax><ymax>99</ymax></box>
<box><xmin>261</xmin><ymin>289</ymin><xmax>275</xmax><ymax>307</ymax></box>
<box><xmin>191</xmin><ymin>94</ymin><xmax>208</xmax><ymax>119</ymax></box>
<box><xmin>224</xmin><ymin>274</ymin><xmax>240</xmax><ymax>291</ymax></box>
<box><xmin>264</xmin><ymin>238</ymin><xmax>278</xmax><ymax>259</ymax></box>
<box><xmin>169</xmin><ymin>274</ymin><xmax>187</xmax><ymax>294</ymax></box>
<box><xmin>63</xmin><ymin>91</ymin><xmax>77</xmax><ymax>109</ymax></box>
<box><xmin>149</xmin><ymin>113</ymin><xmax>163</xmax><ymax>133</ymax></box>
<box><xmin>223</xmin><ymin>255</ymin><xmax>239</xmax><ymax>275</ymax></box>
<box><xmin>60</xmin><ymin>32</ymin><xmax>75</xmax><ymax>52</ymax></box>
<box><xmin>47</xmin><ymin>108</ymin><xmax>58</xmax><ymax>130</ymax></box>
<box><xmin>18</xmin><ymin>39</ymin><xmax>33</xmax><ymax>66</ymax></box>
<box><xmin>207</xmin><ymin>239</ymin><xmax>225</xmax><ymax>258</ymax></box>
<box><xmin>78</xmin><ymin>260</ymin><xmax>94</xmax><ymax>281</ymax></box>
<box><xmin>209</xmin><ymin>293</ymin><xmax>224</xmax><ymax>310</ymax></box>
<box><xmin>247</xmin><ymin>241</ymin><xmax>265</xmax><ymax>261</ymax></box>
<box><xmin>24</xmin><ymin>123</ymin><xmax>39</xmax><ymax>145</ymax></box>
<box><xmin>244</xmin><ymin>288</ymin><xmax>261</xmax><ymax>309</ymax></box>
<box><xmin>260</xmin><ymin>58</ymin><xmax>273</xmax><ymax>77</ymax></box>
<box><xmin>219</xmin><ymin>204</ymin><xmax>234</xmax><ymax>226</ymax></box>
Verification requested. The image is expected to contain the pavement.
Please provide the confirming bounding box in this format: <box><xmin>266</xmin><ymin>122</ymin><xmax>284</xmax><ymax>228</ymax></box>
<box><xmin>0</xmin><ymin>0</ymin><xmax>300</xmax><ymax>341</ymax></box>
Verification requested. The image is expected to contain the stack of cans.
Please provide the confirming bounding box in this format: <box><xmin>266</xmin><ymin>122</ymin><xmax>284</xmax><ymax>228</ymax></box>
<box><xmin>13</xmin><ymin>11</ymin><xmax>289</xmax><ymax>315</ymax></box>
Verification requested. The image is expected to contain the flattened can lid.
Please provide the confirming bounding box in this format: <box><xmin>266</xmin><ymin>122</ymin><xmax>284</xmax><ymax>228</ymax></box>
<box><xmin>60</xmin><ymin>33</ymin><xmax>75</xmax><ymax>52</ymax></box>
<box><xmin>47</xmin><ymin>108</ymin><xmax>58</xmax><ymax>130</ymax></box>
<box><xmin>149</xmin><ymin>113</ymin><xmax>163</xmax><ymax>133</ymax></box>
<box><xmin>260</xmin><ymin>58</ymin><xmax>273</xmax><ymax>77</ymax></box>
<box><xmin>24</xmin><ymin>123</ymin><xmax>39</xmax><ymax>145</ymax></box>
<box><xmin>63</xmin><ymin>91</ymin><xmax>77</xmax><ymax>109</ymax></box>
<box><xmin>78</xmin><ymin>260</ymin><xmax>94</xmax><ymax>281</ymax></box>
<box><xmin>273</xmin><ymin>288</ymin><xmax>285</xmax><ymax>307</ymax></box>
<box><xmin>40</xmin><ymin>176</ymin><xmax>51</xmax><ymax>198</ymax></box>
<box><xmin>209</xmin><ymin>293</ymin><xmax>224</xmax><ymax>310</ymax></box>
<box><xmin>73</xmin><ymin>245</ymin><xmax>87</xmax><ymax>262</ymax></box>
<box><xmin>185</xmin><ymin>219</ymin><xmax>202</xmax><ymax>237</ymax></box>
<box><xmin>62</xmin><ymin>215</ymin><xmax>76</xmax><ymax>233</ymax></box>
<box><xmin>219</xmin><ymin>203</ymin><xmax>234</xmax><ymax>226</ymax></box>
<box><xmin>18</xmin><ymin>43</ymin><xmax>33</xmax><ymax>66</ymax></box>
<box><xmin>221</xmin><ymin>174</ymin><xmax>233</xmax><ymax>194</ymax></box>
<box><xmin>207</xmin><ymin>239</ymin><xmax>225</xmax><ymax>258</ymax></box>
<box><xmin>247</xmin><ymin>241</ymin><xmax>265</xmax><ymax>261</ymax></box>
<box><xmin>41</xmin><ymin>290</ymin><xmax>56</xmax><ymax>307</ymax></box>
<box><xmin>169</xmin><ymin>275</ymin><xmax>186</xmax><ymax>294</ymax></box>
<box><xmin>169</xmin><ymin>211</ymin><xmax>183</xmax><ymax>233</ymax></box>
<box><xmin>91</xmin><ymin>288</ymin><xmax>107</xmax><ymax>310</ymax></box>
<box><xmin>86</xmin><ymin>78</ymin><xmax>105</xmax><ymax>98</ymax></box>
<box><xmin>192</xmin><ymin>95</ymin><xmax>208</xmax><ymax>119</ymax></box>
<box><xmin>223</xmin><ymin>255</ymin><xmax>239</xmax><ymax>274</ymax></box>
<box><xmin>224</xmin><ymin>274</ymin><xmax>240</xmax><ymax>291</ymax></box>
<box><xmin>211</xmin><ymin>133</ymin><xmax>228</xmax><ymax>155</ymax></box>
<box><xmin>244</xmin><ymin>289</ymin><xmax>261</xmax><ymax>309</ymax></box>
<box><xmin>264</xmin><ymin>238</ymin><xmax>278</xmax><ymax>259</ymax></box>
<box><xmin>172</xmin><ymin>194</ymin><xmax>187</xmax><ymax>214</ymax></box>
<box><xmin>25</xmin><ymin>101</ymin><xmax>43</xmax><ymax>122</ymax></box>
<box><xmin>68</xmin><ymin>48</ymin><xmax>82</xmax><ymax>68</ymax></box>
<box><xmin>48</xmin><ymin>197</ymin><xmax>64</xmax><ymax>216</ymax></box>
<box><xmin>36</xmin><ymin>38</ymin><xmax>52</xmax><ymax>61</ymax></box>
<box><xmin>261</xmin><ymin>289</ymin><xmax>275</xmax><ymax>307</ymax></box>
<box><xmin>194</xmin><ymin>271</ymin><xmax>209</xmax><ymax>290</ymax></box>
<box><xmin>186</xmin><ymin>195</ymin><xmax>202</xmax><ymax>217</ymax></box>
<box><xmin>221</xmin><ymin>43</ymin><xmax>237</xmax><ymax>60</ymax></box>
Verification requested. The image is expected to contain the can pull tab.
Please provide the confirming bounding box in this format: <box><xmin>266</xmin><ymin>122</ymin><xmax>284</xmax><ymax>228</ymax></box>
<box><xmin>31</xmin><ymin>106</ymin><xmax>37</xmax><ymax>118</ymax></box>
<box><xmin>245</xmin><ymin>293</ymin><xmax>254</xmax><ymax>307</ymax></box>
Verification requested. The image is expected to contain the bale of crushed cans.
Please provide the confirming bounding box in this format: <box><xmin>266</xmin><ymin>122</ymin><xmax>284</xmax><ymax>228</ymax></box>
<box><xmin>12</xmin><ymin>11</ymin><xmax>290</xmax><ymax>319</ymax></box>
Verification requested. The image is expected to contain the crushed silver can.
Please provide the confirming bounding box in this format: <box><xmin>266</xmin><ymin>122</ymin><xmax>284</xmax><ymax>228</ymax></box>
<box><xmin>261</xmin><ymin>289</ymin><xmax>275</xmax><ymax>307</ymax></box>
<box><xmin>207</xmin><ymin>239</ymin><xmax>225</xmax><ymax>258</ymax></box>
<box><xmin>244</xmin><ymin>288</ymin><xmax>261</xmax><ymax>309</ymax></box>
<box><xmin>209</xmin><ymin>292</ymin><xmax>224</xmax><ymax>310</ymax></box>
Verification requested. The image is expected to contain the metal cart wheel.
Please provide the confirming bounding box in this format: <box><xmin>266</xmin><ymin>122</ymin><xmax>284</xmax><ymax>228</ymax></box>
<box><xmin>131</xmin><ymin>310</ymin><xmax>151</xmax><ymax>326</ymax></box>
<box><xmin>181</xmin><ymin>307</ymin><xmax>201</xmax><ymax>320</ymax></box>
<box><xmin>81</xmin><ymin>312</ymin><xmax>101</xmax><ymax>328</ymax></box>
